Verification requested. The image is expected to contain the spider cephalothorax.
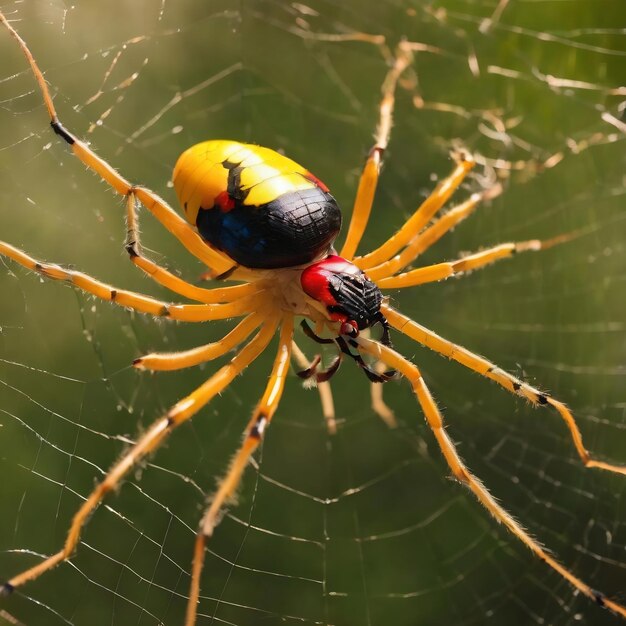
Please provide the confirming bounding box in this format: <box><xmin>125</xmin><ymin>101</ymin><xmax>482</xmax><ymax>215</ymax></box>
<box><xmin>300</xmin><ymin>255</ymin><xmax>396</xmax><ymax>383</ymax></box>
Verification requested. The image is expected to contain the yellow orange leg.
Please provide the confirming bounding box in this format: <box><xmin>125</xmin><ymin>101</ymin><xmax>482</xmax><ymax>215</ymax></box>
<box><xmin>340</xmin><ymin>43</ymin><xmax>413</xmax><ymax>260</ymax></box>
<box><xmin>354</xmin><ymin>152</ymin><xmax>475</xmax><ymax>270</ymax></box>
<box><xmin>1</xmin><ymin>319</ymin><xmax>279</xmax><ymax>597</ymax></box>
<box><xmin>382</xmin><ymin>305</ymin><xmax>626</xmax><ymax>476</ymax></box>
<box><xmin>357</xmin><ymin>336</ymin><xmax>626</xmax><ymax>619</ymax></box>
<box><xmin>124</xmin><ymin>193</ymin><xmax>263</xmax><ymax>304</ymax></box>
<box><xmin>0</xmin><ymin>242</ymin><xmax>259</xmax><ymax>322</ymax></box>
<box><xmin>366</xmin><ymin>193</ymin><xmax>482</xmax><ymax>281</ymax></box>
<box><xmin>134</xmin><ymin>312</ymin><xmax>265</xmax><ymax>371</ymax></box>
<box><xmin>185</xmin><ymin>315</ymin><xmax>294</xmax><ymax>626</ymax></box>
<box><xmin>0</xmin><ymin>12</ymin><xmax>235</xmax><ymax>277</ymax></box>
<box><xmin>377</xmin><ymin>232</ymin><xmax>579</xmax><ymax>288</ymax></box>
<box><xmin>291</xmin><ymin>340</ymin><xmax>337</xmax><ymax>434</ymax></box>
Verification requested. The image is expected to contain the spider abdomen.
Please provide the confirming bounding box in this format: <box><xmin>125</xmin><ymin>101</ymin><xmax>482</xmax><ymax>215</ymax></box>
<box><xmin>173</xmin><ymin>140</ymin><xmax>342</xmax><ymax>269</ymax></box>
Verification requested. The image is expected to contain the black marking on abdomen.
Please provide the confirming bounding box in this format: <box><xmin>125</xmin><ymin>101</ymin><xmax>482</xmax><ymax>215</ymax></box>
<box><xmin>196</xmin><ymin>187</ymin><xmax>341</xmax><ymax>269</ymax></box>
<box><xmin>222</xmin><ymin>160</ymin><xmax>248</xmax><ymax>203</ymax></box>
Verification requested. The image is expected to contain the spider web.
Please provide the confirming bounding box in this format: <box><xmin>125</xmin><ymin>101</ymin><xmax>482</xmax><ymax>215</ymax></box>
<box><xmin>0</xmin><ymin>1</ymin><xmax>625</xmax><ymax>625</ymax></box>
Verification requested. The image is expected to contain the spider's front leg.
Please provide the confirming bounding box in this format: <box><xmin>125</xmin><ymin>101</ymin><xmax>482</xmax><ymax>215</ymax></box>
<box><xmin>383</xmin><ymin>305</ymin><xmax>626</xmax><ymax>476</ymax></box>
<box><xmin>340</xmin><ymin>41</ymin><xmax>414</xmax><ymax>260</ymax></box>
<box><xmin>185</xmin><ymin>315</ymin><xmax>294</xmax><ymax>626</ymax></box>
<box><xmin>357</xmin><ymin>335</ymin><xmax>626</xmax><ymax>619</ymax></box>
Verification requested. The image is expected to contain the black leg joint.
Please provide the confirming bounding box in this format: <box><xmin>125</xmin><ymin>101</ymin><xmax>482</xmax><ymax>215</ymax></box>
<box><xmin>315</xmin><ymin>355</ymin><xmax>342</xmax><ymax>383</ymax></box>
<box><xmin>125</xmin><ymin>241</ymin><xmax>139</xmax><ymax>258</ymax></box>
<box><xmin>1</xmin><ymin>582</ymin><xmax>14</xmax><ymax>596</ymax></box>
<box><xmin>296</xmin><ymin>354</ymin><xmax>321</xmax><ymax>380</ymax></box>
<box><xmin>50</xmin><ymin>120</ymin><xmax>75</xmax><ymax>145</ymax></box>
<box><xmin>249</xmin><ymin>413</ymin><xmax>268</xmax><ymax>440</ymax></box>
<box><xmin>336</xmin><ymin>336</ymin><xmax>396</xmax><ymax>383</ymax></box>
<box><xmin>591</xmin><ymin>589</ymin><xmax>606</xmax><ymax>606</ymax></box>
<box><xmin>370</xmin><ymin>145</ymin><xmax>386</xmax><ymax>159</ymax></box>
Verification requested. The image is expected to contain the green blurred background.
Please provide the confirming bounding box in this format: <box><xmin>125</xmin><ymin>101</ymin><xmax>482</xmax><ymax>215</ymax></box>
<box><xmin>0</xmin><ymin>1</ymin><xmax>625</xmax><ymax>625</ymax></box>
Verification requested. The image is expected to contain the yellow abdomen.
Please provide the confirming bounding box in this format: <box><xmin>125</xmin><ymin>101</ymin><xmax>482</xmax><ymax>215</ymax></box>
<box><xmin>172</xmin><ymin>140</ymin><xmax>342</xmax><ymax>269</ymax></box>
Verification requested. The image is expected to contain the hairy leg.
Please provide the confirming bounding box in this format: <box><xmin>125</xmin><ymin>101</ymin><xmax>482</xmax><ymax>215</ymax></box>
<box><xmin>0</xmin><ymin>12</ymin><xmax>236</xmax><ymax>276</ymax></box>
<box><xmin>357</xmin><ymin>335</ymin><xmax>626</xmax><ymax>618</ymax></box>
<box><xmin>186</xmin><ymin>315</ymin><xmax>294</xmax><ymax>625</ymax></box>
<box><xmin>0</xmin><ymin>242</ymin><xmax>260</xmax><ymax>322</ymax></box>
<box><xmin>341</xmin><ymin>42</ymin><xmax>413</xmax><ymax>260</ymax></box>
<box><xmin>383</xmin><ymin>305</ymin><xmax>626</xmax><ymax>475</ymax></box>
<box><xmin>1</xmin><ymin>318</ymin><xmax>279</xmax><ymax>596</ymax></box>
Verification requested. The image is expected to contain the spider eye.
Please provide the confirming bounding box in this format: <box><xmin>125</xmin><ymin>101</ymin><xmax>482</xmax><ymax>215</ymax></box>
<box><xmin>340</xmin><ymin>321</ymin><xmax>359</xmax><ymax>338</ymax></box>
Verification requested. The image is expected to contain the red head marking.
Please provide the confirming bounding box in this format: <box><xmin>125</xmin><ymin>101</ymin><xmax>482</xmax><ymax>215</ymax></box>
<box><xmin>301</xmin><ymin>255</ymin><xmax>364</xmax><ymax>323</ymax></box>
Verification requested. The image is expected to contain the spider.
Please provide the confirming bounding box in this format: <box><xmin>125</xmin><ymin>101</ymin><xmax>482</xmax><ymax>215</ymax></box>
<box><xmin>1</xmin><ymin>13</ymin><xmax>625</xmax><ymax>626</ymax></box>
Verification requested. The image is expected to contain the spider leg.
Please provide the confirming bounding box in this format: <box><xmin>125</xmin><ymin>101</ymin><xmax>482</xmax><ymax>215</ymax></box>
<box><xmin>185</xmin><ymin>315</ymin><xmax>293</xmax><ymax>626</ymax></box>
<box><xmin>295</xmin><ymin>353</ymin><xmax>323</xmax><ymax>379</ymax></box>
<box><xmin>0</xmin><ymin>242</ymin><xmax>260</xmax><ymax>322</ymax></box>
<box><xmin>336</xmin><ymin>336</ymin><xmax>396</xmax><ymax>383</ymax></box>
<box><xmin>295</xmin><ymin>353</ymin><xmax>343</xmax><ymax>383</ymax></box>
<box><xmin>366</xmin><ymin>193</ymin><xmax>483</xmax><ymax>280</ymax></box>
<box><xmin>124</xmin><ymin>193</ymin><xmax>265</xmax><ymax>303</ymax></box>
<box><xmin>313</xmin><ymin>355</ymin><xmax>343</xmax><ymax>382</ymax></box>
<box><xmin>291</xmin><ymin>340</ymin><xmax>338</xmax><ymax>434</ymax></box>
<box><xmin>357</xmin><ymin>335</ymin><xmax>626</xmax><ymax>619</ymax></box>
<box><xmin>370</xmin><ymin>361</ymin><xmax>397</xmax><ymax>428</ymax></box>
<box><xmin>365</xmin><ymin>182</ymin><xmax>504</xmax><ymax>280</ymax></box>
<box><xmin>382</xmin><ymin>304</ymin><xmax>626</xmax><ymax>476</ymax></box>
<box><xmin>0</xmin><ymin>13</ymin><xmax>236</xmax><ymax>278</ymax></box>
<box><xmin>377</xmin><ymin>231</ymin><xmax>580</xmax><ymax>288</ymax></box>
<box><xmin>133</xmin><ymin>312</ymin><xmax>265</xmax><ymax>371</ymax></box>
<box><xmin>355</xmin><ymin>151</ymin><xmax>476</xmax><ymax>270</ymax></box>
<box><xmin>300</xmin><ymin>319</ymin><xmax>335</xmax><ymax>344</ymax></box>
<box><xmin>341</xmin><ymin>42</ymin><xmax>413</xmax><ymax>260</ymax></box>
<box><xmin>0</xmin><ymin>317</ymin><xmax>279</xmax><ymax>598</ymax></box>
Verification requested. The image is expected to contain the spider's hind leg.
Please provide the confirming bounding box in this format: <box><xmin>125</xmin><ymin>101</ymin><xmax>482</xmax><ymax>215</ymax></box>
<box><xmin>123</xmin><ymin>192</ymin><xmax>260</xmax><ymax>304</ymax></box>
<box><xmin>186</xmin><ymin>316</ymin><xmax>294</xmax><ymax>625</ymax></box>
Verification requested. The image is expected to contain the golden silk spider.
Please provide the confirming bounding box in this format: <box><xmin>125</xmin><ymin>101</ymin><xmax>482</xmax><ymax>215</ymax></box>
<box><xmin>0</xmin><ymin>12</ymin><xmax>624</xmax><ymax>626</ymax></box>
